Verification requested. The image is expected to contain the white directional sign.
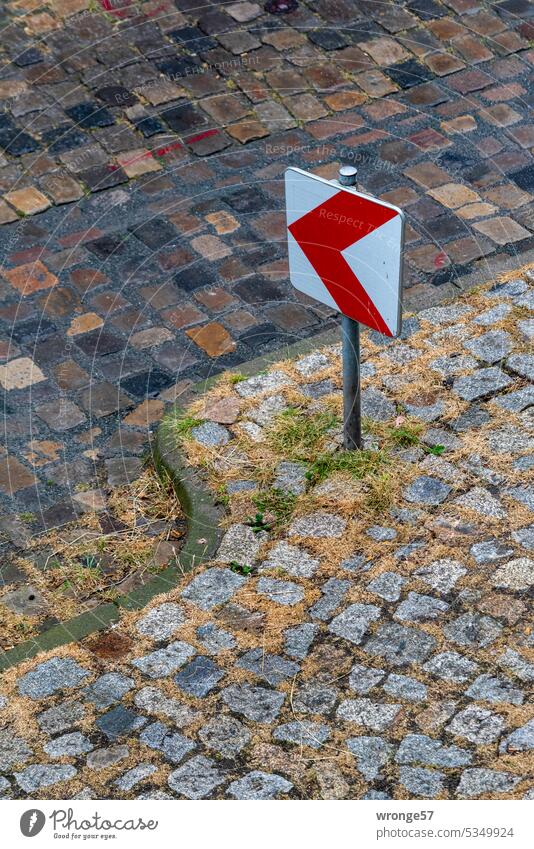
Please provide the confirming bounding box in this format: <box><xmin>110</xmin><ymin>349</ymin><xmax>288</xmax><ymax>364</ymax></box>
<box><xmin>285</xmin><ymin>166</ymin><xmax>405</xmax><ymax>337</ymax></box>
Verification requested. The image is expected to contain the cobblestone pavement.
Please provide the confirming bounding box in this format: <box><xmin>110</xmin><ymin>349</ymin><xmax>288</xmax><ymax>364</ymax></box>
<box><xmin>1</xmin><ymin>0</ymin><xmax>534</xmax><ymax>544</ymax></box>
<box><xmin>0</xmin><ymin>271</ymin><xmax>533</xmax><ymax>799</ymax></box>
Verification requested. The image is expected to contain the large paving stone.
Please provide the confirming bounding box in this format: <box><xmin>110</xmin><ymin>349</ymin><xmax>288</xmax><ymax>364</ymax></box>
<box><xmin>273</xmin><ymin>461</ymin><xmax>308</xmax><ymax>495</ymax></box>
<box><xmin>413</xmin><ymin>559</ymin><xmax>466</xmax><ymax>593</ymax></box>
<box><xmin>261</xmin><ymin>541</ymin><xmax>319</xmax><ymax>578</ymax></box>
<box><xmin>134</xmin><ymin>687</ymin><xmax>197</xmax><ymax>726</ymax></box>
<box><xmin>366</xmin><ymin>571</ymin><xmax>406</xmax><ymax>601</ymax></box>
<box><xmin>182</xmin><ymin>568</ymin><xmax>246</xmax><ymax>609</ymax></box>
<box><xmin>453</xmin><ymin>367</ymin><xmax>512</xmax><ymax>401</ymax></box>
<box><xmin>466</xmin><ymin>674</ymin><xmax>524</xmax><ymax>706</ymax></box>
<box><xmin>507</xmin><ymin>353</ymin><xmax>534</xmax><ymax>381</ymax></box>
<box><xmin>196</xmin><ymin>623</ymin><xmax>236</xmax><ymax>654</ymax></box>
<box><xmin>115</xmin><ymin>764</ymin><xmax>157</xmax><ymax>792</ymax></box>
<box><xmin>348</xmin><ymin>663</ymin><xmax>386</xmax><ymax>694</ymax></box>
<box><xmin>347</xmin><ymin>736</ymin><xmax>394</xmax><ymax>780</ymax></box>
<box><xmin>495</xmin><ymin>386</ymin><xmax>534</xmax><ymax>413</ymax></box>
<box><xmin>447</xmin><ymin>706</ymin><xmax>505</xmax><ymax>744</ymax></box>
<box><xmin>168</xmin><ymin>755</ymin><xmax>226</xmax><ymax>799</ymax></box>
<box><xmin>511</xmin><ymin>525</ymin><xmax>534</xmax><ymax>551</ymax></box>
<box><xmin>383</xmin><ymin>674</ymin><xmax>427</xmax><ymax>702</ymax></box>
<box><xmin>191</xmin><ymin>421</ymin><xmax>230</xmax><ymax>447</ymax></box>
<box><xmin>499</xmin><ymin>719</ymin><xmax>534</xmax><ymax>754</ymax></box>
<box><xmin>289</xmin><ymin>512</ymin><xmax>347</xmax><ymax>538</ymax></box>
<box><xmin>139</xmin><ymin>722</ymin><xmax>196</xmax><ymax>764</ymax></box>
<box><xmin>470</xmin><ymin>540</ymin><xmax>514</xmax><ymax>564</ymax></box>
<box><xmin>443</xmin><ymin>613</ymin><xmax>502</xmax><ymax>648</ymax></box>
<box><xmin>37</xmin><ymin>701</ymin><xmax>85</xmax><ymax>734</ymax></box>
<box><xmin>273</xmin><ymin>721</ymin><xmax>330</xmax><ymax>750</ymax></box>
<box><xmin>457</xmin><ymin>769</ymin><xmax>519</xmax><ymax>798</ymax></box>
<box><xmin>399</xmin><ymin>766</ymin><xmax>444</xmax><ymax>798</ymax></box>
<box><xmin>328</xmin><ymin>603</ymin><xmax>380</xmax><ymax>644</ymax></box>
<box><xmin>227</xmin><ymin>771</ymin><xmax>293</xmax><ymax>800</ymax></box>
<box><xmin>18</xmin><ymin>658</ymin><xmax>90</xmax><ymax>699</ymax></box>
<box><xmin>216</xmin><ymin>524</ymin><xmax>262</xmax><ymax>565</ymax></box>
<box><xmin>221</xmin><ymin>683</ymin><xmax>285</xmax><ymax>723</ymax></box>
<box><xmin>236</xmin><ymin>649</ymin><xmax>299</xmax><ymax>685</ymax></box>
<box><xmin>199</xmin><ymin>716</ymin><xmax>251</xmax><ymax>757</ymax></box>
<box><xmin>464</xmin><ymin>330</ymin><xmax>512</xmax><ymax>364</ymax></box>
<box><xmin>395</xmin><ymin>592</ymin><xmax>449</xmax><ymax>622</ymax></box>
<box><xmin>235</xmin><ymin>371</ymin><xmax>291</xmax><ymax>398</ymax></box>
<box><xmin>396</xmin><ymin>733</ymin><xmax>471</xmax><ymax>767</ymax></box>
<box><xmin>257</xmin><ymin>577</ymin><xmax>304</xmax><ymax>605</ymax></box>
<box><xmin>454</xmin><ymin>487</ymin><xmax>506</xmax><ymax>518</ymax></box>
<box><xmin>174</xmin><ymin>656</ymin><xmax>224</xmax><ymax>697</ymax></box>
<box><xmin>492</xmin><ymin>557</ymin><xmax>534</xmax><ymax>591</ymax></box>
<box><xmin>403</xmin><ymin>476</ymin><xmax>451</xmax><ymax>506</ymax></box>
<box><xmin>131</xmin><ymin>641</ymin><xmax>195</xmax><ymax>678</ymax></box>
<box><xmin>44</xmin><ymin>732</ymin><xmax>93</xmax><ymax>758</ymax></box>
<box><xmin>0</xmin><ymin>729</ymin><xmax>32</xmax><ymax>771</ymax></box>
<box><xmin>82</xmin><ymin>673</ymin><xmax>134</xmax><ymax>709</ymax></box>
<box><xmin>310</xmin><ymin>577</ymin><xmax>351</xmax><ymax>620</ymax></box>
<box><xmin>135</xmin><ymin>603</ymin><xmax>185</xmax><ymax>640</ymax></box>
<box><xmin>361</xmin><ymin>388</ymin><xmax>396</xmax><ymax>421</ymax></box>
<box><xmin>423</xmin><ymin>652</ymin><xmax>479</xmax><ymax>683</ymax></box>
<box><xmin>506</xmin><ymin>486</ymin><xmax>534</xmax><ymax>512</ymax></box>
<box><xmin>337</xmin><ymin>698</ymin><xmax>401</xmax><ymax>731</ymax></box>
<box><xmin>15</xmin><ymin>764</ymin><xmax>77</xmax><ymax>792</ymax></box>
<box><xmin>87</xmin><ymin>746</ymin><xmax>129</xmax><ymax>771</ymax></box>
<box><xmin>95</xmin><ymin>706</ymin><xmax>147</xmax><ymax>739</ymax></box>
<box><xmin>419</xmin><ymin>304</ymin><xmax>471</xmax><ymax>325</ymax></box>
<box><xmin>293</xmin><ymin>683</ymin><xmax>338</xmax><ymax>715</ymax></box>
<box><xmin>498</xmin><ymin>650</ymin><xmax>534</xmax><ymax>684</ymax></box>
<box><xmin>283</xmin><ymin>623</ymin><xmax>319</xmax><ymax>659</ymax></box>
<box><xmin>364</xmin><ymin>623</ymin><xmax>437</xmax><ymax>666</ymax></box>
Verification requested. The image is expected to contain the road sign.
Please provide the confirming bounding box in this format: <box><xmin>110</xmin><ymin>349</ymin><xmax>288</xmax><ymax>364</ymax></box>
<box><xmin>285</xmin><ymin>166</ymin><xmax>405</xmax><ymax>338</ymax></box>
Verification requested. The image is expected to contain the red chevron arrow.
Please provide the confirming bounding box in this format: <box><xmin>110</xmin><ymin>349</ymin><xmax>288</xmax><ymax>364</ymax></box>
<box><xmin>288</xmin><ymin>190</ymin><xmax>399</xmax><ymax>336</ymax></box>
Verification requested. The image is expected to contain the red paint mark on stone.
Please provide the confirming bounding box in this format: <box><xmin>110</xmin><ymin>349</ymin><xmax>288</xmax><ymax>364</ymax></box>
<box><xmin>186</xmin><ymin>128</ymin><xmax>219</xmax><ymax>145</ymax></box>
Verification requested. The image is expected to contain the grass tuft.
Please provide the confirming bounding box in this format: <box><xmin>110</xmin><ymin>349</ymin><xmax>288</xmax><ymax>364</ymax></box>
<box><xmin>306</xmin><ymin>448</ymin><xmax>390</xmax><ymax>487</ymax></box>
<box><xmin>162</xmin><ymin>413</ymin><xmax>204</xmax><ymax>442</ymax></box>
<box><xmin>267</xmin><ymin>407</ymin><xmax>339</xmax><ymax>461</ymax></box>
<box><xmin>253</xmin><ymin>489</ymin><xmax>298</xmax><ymax>529</ymax></box>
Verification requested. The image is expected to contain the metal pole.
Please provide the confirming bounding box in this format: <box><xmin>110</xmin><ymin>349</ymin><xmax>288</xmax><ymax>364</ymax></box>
<box><xmin>337</xmin><ymin>165</ymin><xmax>362</xmax><ymax>451</ymax></box>
<box><xmin>342</xmin><ymin>315</ymin><xmax>362</xmax><ymax>450</ymax></box>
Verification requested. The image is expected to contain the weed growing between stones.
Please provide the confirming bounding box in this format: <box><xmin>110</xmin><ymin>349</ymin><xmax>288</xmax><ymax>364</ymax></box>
<box><xmin>0</xmin><ymin>467</ymin><xmax>185</xmax><ymax>649</ymax></box>
<box><xmin>267</xmin><ymin>408</ymin><xmax>339</xmax><ymax>462</ymax></box>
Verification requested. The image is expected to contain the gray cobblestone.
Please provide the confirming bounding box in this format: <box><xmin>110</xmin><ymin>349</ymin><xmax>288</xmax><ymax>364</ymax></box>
<box><xmin>182</xmin><ymin>568</ymin><xmax>246</xmax><ymax>610</ymax></box>
<box><xmin>168</xmin><ymin>756</ymin><xmax>226</xmax><ymax>799</ymax></box>
<box><xmin>227</xmin><ymin>771</ymin><xmax>292</xmax><ymax>800</ymax></box>
<box><xmin>221</xmin><ymin>683</ymin><xmax>284</xmax><ymax>723</ymax></box>
<box><xmin>18</xmin><ymin>658</ymin><xmax>90</xmax><ymax>699</ymax></box>
<box><xmin>132</xmin><ymin>641</ymin><xmax>195</xmax><ymax>678</ymax></box>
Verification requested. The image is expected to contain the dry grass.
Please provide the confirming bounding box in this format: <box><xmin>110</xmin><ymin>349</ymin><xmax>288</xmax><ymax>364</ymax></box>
<box><xmin>0</xmin><ymin>466</ymin><xmax>185</xmax><ymax>650</ymax></box>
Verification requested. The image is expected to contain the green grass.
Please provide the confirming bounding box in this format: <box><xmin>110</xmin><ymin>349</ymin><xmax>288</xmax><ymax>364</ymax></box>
<box><xmin>253</xmin><ymin>489</ymin><xmax>297</xmax><ymax>528</ymax></box>
<box><xmin>267</xmin><ymin>407</ymin><xmax>339</xmax><ymax>461</ymax></box>
<box><xmin>364</xmin><ymin>418</ymin><xmax>424</xmax><ymax>449</ymax></box>
<box><xmin>162</xmin><ymin>413</ymin><xmax>205</xmax><ymax>442</ymax></box>
<box><xmin>227</xmin><ymin>373</ymin><xmax>246</xmax><ymax>384</ymax></box>
<box><xmin>306</xmin><ymin>448</ymin><xmax>390</xmax><ymax>487</ymax></box>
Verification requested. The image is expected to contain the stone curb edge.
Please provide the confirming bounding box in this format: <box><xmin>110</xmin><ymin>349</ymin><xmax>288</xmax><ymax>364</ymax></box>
<box><xmin>2</xmin><ymin>247</ymin><xmax>533</xmax><ymax>672</ymax></box>
<box><xmin>0</xmin><ymin>423</ymin><xmax>226</xmax><ymax>675</ymax></box>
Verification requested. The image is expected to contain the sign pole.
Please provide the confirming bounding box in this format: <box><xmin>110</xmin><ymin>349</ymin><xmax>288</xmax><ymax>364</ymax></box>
<box><xmin>337</xmin><ymin>165</ymin><xmax>362</xmax><ymax>451</ymax></box>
